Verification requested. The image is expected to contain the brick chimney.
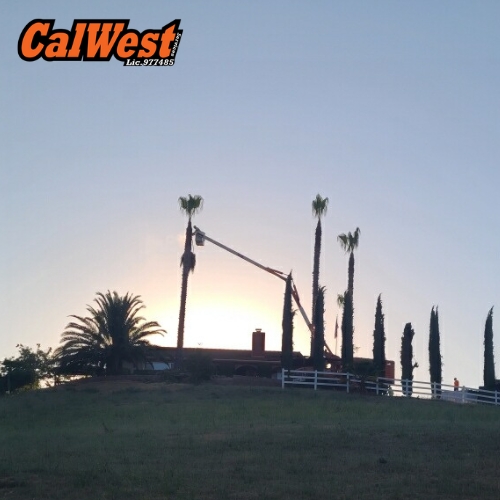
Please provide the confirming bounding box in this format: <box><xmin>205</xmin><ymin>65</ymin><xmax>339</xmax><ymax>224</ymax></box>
<box><xmin>251</xmin><ymin>329</ymin><xmax>265</xmax><ymax>358</ymax></box>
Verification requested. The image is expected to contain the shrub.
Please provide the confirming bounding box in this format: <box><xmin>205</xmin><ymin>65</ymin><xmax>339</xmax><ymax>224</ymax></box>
<box><xmin>184</xmin><ymin>352</ymin><xmax>214</xmax><ymax>383</ymax></box>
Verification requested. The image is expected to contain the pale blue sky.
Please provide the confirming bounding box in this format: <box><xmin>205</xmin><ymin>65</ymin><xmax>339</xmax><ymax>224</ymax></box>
<box><xmin>1</xmin><ymin>1</ymin><xmax>499</xmax><ymax>388</ymax></box>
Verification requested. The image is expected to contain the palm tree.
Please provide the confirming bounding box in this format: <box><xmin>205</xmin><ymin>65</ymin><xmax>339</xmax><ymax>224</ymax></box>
<box><xmin>337</xmin><ymin>227</ymin><xmax>360</xmax><ymax>297</ymax></box>
<box><xmin>177</xmin><ymin>194</ymin><xmax>203</xmax><ymax>368</ymax></box>
<box><xmin>56</xmin><ymin>291</ymin><xmax>165</xmax><ymax>376</ymax></box>
<box><xmin>338</xmin><ymin>228</ymin><xmax>360</xmax><ymax>371</ymax></box>
<box><xmin>311</xmin><ymin>194</ymin><xmax>329</xmax><ymax>357</ymax></box>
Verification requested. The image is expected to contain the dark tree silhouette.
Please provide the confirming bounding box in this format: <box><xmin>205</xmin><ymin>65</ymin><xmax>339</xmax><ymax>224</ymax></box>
<box><xmin>1</xmin><ymin>344</ymin><xmax>54</xmax><ymax>393</ymax></box>
<box><xmin>312</xmin><ymin>286</ymin><xmax>326</xmax><ymax>372</ymax></box>
<box><xmin>428</xmin><ymin>306</ymin><xmax>442</xmax><ymax>398</ymax></box>
<box><xmin>310</xmin><ymin>194</ymin><xmax>328</xmax><ymax>357</ymax></box>
<box><xmin>341</xmin><ymin>290</ymin><xmax>354</xmax><ymax>372</ymax></box>
<box><xmin>281</xmin><ymin>273</ymin><xmax>295</xmax><ymax>374</ymax></box>
<box><xmin>56</xmin><ymin>291</ymin><xmax>165</xmax><ymax>376</ymax></box>
<box><xmin>483</xmin><ymin>307</ymin><xmax>496</xmax><ymax>391</ymax></box>
<box><xmin>372</xmin><ymin>294</ymin><xmax>386</xmax><ymax>378</ymax></box>
<box><xmin>338</xmin><ymin>228</ymin><xmax>360</xmax><ymax>372</ymax></box>
<box><xmin>401</xmin><ymin>322</ymin><xmax>418</xmax><ymax>397</ymax></box>
<box><xmin>338</xmin><ymin>227</ymin><xmax>360</xmax><ymax>298</ymax></box>
<box><xmin>177</xmin><ymin>194</ymin><xmax>203</xmax><ymax>368</ymax></box>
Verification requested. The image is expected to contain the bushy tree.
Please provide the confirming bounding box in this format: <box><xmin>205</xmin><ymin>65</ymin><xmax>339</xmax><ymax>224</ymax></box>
<box><xmin>401</xmin><ymin>323</ymin><xmax>418</xmax><ymax>397</ymax></box>
<box><xmin>372</xmin><ymin>294</ymin><xmax>386</xmax><ymax>377</ymax></box>
<box><xmin>55</xmin><ymin>291</ymin><xmax>165</xmax><ymax>376</ymax></box>
<box><xmin>428</xmin><ymin>306</ymin><xmax>442</xmax><ymax>398</ymax></box>
<box><xmin>483</xmin><ymin>307</ymin><xmax>495</xmax><ymax>391</ymax></box>
<box><xmin>1</xmin><ymin>344</ymin><xmax>54</xmax><ymax>393</ymax></box>
<box><xmin>281</xmin><ymin>273</ymin><xmax>295</xmax><ymax>373</ymax></box>
<box><xmin>312</xmin><ymin>286</ymin><xmax>326</xmax><ymax>371</ymax></box>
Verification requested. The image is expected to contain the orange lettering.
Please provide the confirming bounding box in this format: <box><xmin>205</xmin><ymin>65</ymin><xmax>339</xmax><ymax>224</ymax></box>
<box><xmin>159</xmin><ymin>25</ymin><xmax>177</xmax><ymax>58</ymax></box>
<box><xmin>67</xmin><ymin>22</ymin><xmax>87</xmax><ymax>58</ymax></box>
<box><xmin>19</xmin><ymin>20</ymin><xmax>51</xmax><ymax>60</ymax></box>
<box><xmin>18</xmin><ymin>19</ymin><xmax>182</xmax><ymax>64</ymax></box>
<box><xmin>86</xmin><ymin>22</ymin><xmax>126</xmax><ymax>59</ymax></box>
<box><xmin>116</xmin><ymin>32</ymin><xmax>139</xmax><ymax>59</ymax></box>
<box><xmin>45</xmin><ymin>32</ymin><xmax>70</xmax><ymax>58</ymax></box>
<box><xmin>138</xmin><ymin>33</ymin><xmax>159</xmax><ymax>58</ymax></box>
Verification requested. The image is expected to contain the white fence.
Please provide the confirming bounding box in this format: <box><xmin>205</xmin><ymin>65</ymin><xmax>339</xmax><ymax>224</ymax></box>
<box><xmin>281</xmin><ymin>369</ymin><xmax>500</xmax><ymax>407</ymax></box>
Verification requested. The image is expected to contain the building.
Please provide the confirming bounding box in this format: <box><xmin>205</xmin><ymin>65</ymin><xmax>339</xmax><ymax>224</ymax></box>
<box><xmin>136</xmin><ymin>329</ymin><xmax>305</xmax><ymax>378</ymax></box>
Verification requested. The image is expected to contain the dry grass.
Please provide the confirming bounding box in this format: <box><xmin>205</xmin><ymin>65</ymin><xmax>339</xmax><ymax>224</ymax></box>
<box><xmin>0</xmin><ymin>379</ymin><xmax>499</xmax><ymax>499</ymax></box>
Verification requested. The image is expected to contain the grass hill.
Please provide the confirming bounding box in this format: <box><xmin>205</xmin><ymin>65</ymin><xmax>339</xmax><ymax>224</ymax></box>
<box><xmin>1</xmin><ymin>378</ymin><xmax>499</xmax><ymax>499</ymax></box>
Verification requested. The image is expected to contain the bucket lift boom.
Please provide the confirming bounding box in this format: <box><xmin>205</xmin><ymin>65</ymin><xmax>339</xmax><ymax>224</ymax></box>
<box><xmin>193</xmin><ymin>226</ymin><xmax>334</xmax><ymax>357</ymax></box>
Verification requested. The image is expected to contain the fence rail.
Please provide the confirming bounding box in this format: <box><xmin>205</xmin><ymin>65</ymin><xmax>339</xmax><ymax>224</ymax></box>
<box><xmin>281</xmin><ymin>369</ymin><xmax>500</xmax><ymax>407</ymax></box>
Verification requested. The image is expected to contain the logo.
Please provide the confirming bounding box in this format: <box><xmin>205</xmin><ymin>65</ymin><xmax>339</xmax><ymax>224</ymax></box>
<box><xmin>18</xmin><ymin>19</ymin><xmax>182</xmax><ymax>66</ymax></box>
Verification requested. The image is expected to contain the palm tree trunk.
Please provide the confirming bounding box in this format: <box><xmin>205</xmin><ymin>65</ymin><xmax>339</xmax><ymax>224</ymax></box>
<box><xmin>311</xmin><ymin>219</ymin><xmax>321</xmax><ymax>357</ymax></box>
<box><xmin>177</xmin><ymin>219</ymin><xmax>193</xmax><ymax>368</ymax></box>
<box><xmin>348</xmin><ymin>251</ymin><xmax>354</xmax><ymax>297</ymax></box>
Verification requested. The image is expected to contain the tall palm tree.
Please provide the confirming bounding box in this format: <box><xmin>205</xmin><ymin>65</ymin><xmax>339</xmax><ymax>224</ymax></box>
<box><xmin>177</xmin><ymin>194</ymin><xmax>203</xmax><ymax>368</ymax></box>
<box><xmin>56</xmin><ymin>291</ymin><xmax>165</xmax><ymax>376</ymax></box>
<box><xmin>338</xmin><ymin>228</ymin><xmax>360</xmax><ymax>372</ymax></box>
<box><xmin>311</xmin><ymin>194</ymin><xmax>329</xmax><ymax>357</ymax></box>
<box><xmin>337</xmin><ymin>227</ymin><xmax>360</xmax><ymax>297</ymax></box>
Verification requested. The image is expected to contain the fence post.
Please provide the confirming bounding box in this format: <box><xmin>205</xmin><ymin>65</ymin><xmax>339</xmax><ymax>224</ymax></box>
<box><xmin>282</xmin><ymin>368</ymin><xmax>285</xmax><ymax>389</ymax></box>
<box><xmin>496</xmin><ymin>391</ymin><xmax>498</xmax><ymax>406</ymax></box>
<box><xmin>376</xmin><ymin>377</ymin><xmax>379</xmax><ymax>396</ymax></box>
<box><xmin>346</xmin><ymin>373</ymin><xmax>350</xmax><ymax>394</ymax></box>
<box><xmin>462</xmin><ymin>386</ymin><xmax>466</xmax><ymax>403</ymax></box>
<box><xmin>314</xmin><ymin>370</ymin><xmax>318</xmax><ymax>390</ymax></box>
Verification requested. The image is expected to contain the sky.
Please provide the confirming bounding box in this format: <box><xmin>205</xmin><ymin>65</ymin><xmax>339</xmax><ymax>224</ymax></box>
<box><xmin>1</xmin><ymin>1</ymin><xmax>499</xmax><ymax>389</ymax></box>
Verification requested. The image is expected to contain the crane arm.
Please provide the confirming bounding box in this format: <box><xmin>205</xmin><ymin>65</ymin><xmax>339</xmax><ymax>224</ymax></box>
<box><xmin>193</xmin><ymin>226</ymin><xmax>335</xmax><ymax>358</ymax></box>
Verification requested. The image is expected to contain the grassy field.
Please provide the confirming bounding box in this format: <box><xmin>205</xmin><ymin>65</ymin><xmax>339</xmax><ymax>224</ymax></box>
<box><xmin>0</xmin><ymin>378</ymin><xmax>499</xmax><ymax>500</ymax></box>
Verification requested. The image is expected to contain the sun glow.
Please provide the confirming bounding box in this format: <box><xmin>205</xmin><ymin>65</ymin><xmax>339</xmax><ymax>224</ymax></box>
<box><xmin>152</xmin><ymin>294</ymin><xmax>290</xmax><ymax>353</ymax></box>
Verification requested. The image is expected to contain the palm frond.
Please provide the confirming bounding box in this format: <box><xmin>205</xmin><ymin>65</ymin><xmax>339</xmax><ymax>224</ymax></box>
<box><xmin>338</xmin><ymin>227</ymin><xmax>361</xmax><ymax>253</ymax></box>
<box><xmin>337</xmin><ymin>234</ymin><xmax>348</xmax><ymax>252</ymax></box>
<box><xmin>337</xmin><ymin>291</ymin><xmax>347</xmax><ymax>308</ymax></box>
<box><xmin>57</xmin><ymin>291</ymin><xmax>166</xmax><ymax>375</ymax></box>
<box><xmin>312</xmin><ymin>194</ymin><xmax>329</xmax><ymax>218</ymax></box>
<box><xmin>178</xmin><ymin>194</ymin><xmax>204</xmax><ymax>218</ymax></box>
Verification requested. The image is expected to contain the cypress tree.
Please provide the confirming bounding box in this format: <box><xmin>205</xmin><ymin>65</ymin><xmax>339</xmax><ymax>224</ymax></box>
<box><xmin>483</xmin><ymin>307</ymin><xmax>495</xmax><ymax>391</ymax></box>
<box><xmin>312</xmin><ymin>286</ymin><xmax>326</xmax><ymax>372</ymax></box>
<box><xmin>428</xmin><ymin>307</ymin><xmax>442</xmax><ymax>398</ymax></box>
<box><xmin>372</xmin><ymin>294</ymin><xmax>386</xmax><ymax>377</ymax></box>
<box><xmin>401</xmin><ymin>323</ymin><xmax>418</xmax><ymax>397</ymax></box>
<box><xmin>281</xmin><ymin>273</ymin><xmax>294</xmax><ymax>374</ymax></box>
<box><xmin>341</xmin><ymin>290</ymin><xmax>354</xmax><ymax>372</ymax></box>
